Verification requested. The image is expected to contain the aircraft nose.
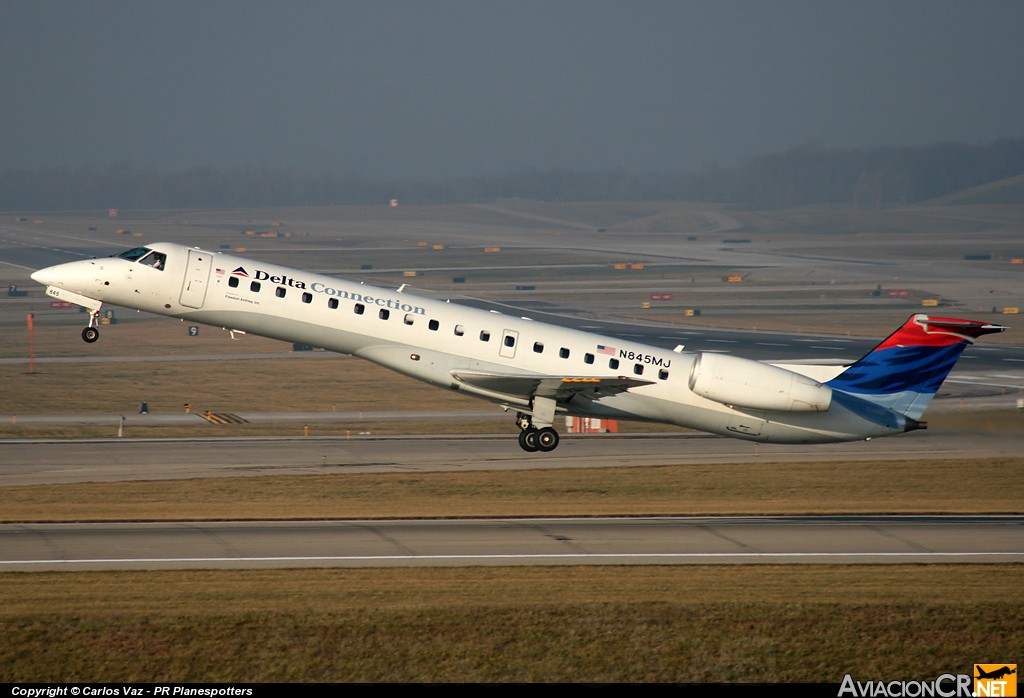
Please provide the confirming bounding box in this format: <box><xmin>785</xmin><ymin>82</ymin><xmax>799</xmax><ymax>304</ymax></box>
<box><xmin>30</xmin><ymin>266</ymin><xmax>58</xmax><ymax>286</ymax></box>
<box><xmin>31</xmin><ymin>260</ymin><xmax>91</xmax><ymax>289</ymax></box>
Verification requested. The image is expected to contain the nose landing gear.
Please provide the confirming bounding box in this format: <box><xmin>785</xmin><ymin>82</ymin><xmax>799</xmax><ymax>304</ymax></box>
<box><xmin>82</xmin><ymin>309</ymin><xmax>101</xmax><ymax>343</ymax></box>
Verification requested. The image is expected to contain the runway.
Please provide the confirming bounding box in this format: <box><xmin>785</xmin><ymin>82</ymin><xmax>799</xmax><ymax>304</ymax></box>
<box><xmin>3</xmin><ymin>516</ymin><xmax>1021</xmax><ymax>571</ymax></box>
<box><xmin>2</xmin><ymin>430</ymin><xmax>1022</xmax><ymax>486</ymax></box>
<box><xmin>2</xmin><ymin>434</ymin><xmax>1020</xmax><ymax>571</ymax></box>
<box><xmin>3</xmin><ymin>431</ymin><xmax>1019</xmax><ymax>571</ymax></box>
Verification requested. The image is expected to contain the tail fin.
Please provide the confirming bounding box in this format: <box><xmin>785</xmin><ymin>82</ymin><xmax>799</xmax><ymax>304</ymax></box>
<box><xmin>826</xmin><ymin>314</ymin><xmax>1005</xmax><ymax>420</ymax></box>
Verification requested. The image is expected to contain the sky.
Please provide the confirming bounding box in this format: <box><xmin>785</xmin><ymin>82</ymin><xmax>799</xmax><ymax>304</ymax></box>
<box><xmin>3</xmin><ymin>0</ymin><xmax>1023</xmax><ymax>180</ymax></box>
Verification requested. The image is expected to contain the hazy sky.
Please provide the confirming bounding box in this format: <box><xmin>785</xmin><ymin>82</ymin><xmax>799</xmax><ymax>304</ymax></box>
<box><xmin>3</xmin><ymin>1</ymin><xmax>1023</xmax><ymax>179</ymax></box>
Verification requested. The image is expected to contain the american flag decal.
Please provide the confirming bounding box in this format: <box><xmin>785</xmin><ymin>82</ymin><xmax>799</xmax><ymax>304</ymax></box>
<box><xmin>215</xmin><ymin>268</ymin><xmax>225</xmax><ymax>275</ymax></box>
<box><xmin>596</xmin><ymin>344</ymin><xmax>616</xmax><ymax>356</ymax></box>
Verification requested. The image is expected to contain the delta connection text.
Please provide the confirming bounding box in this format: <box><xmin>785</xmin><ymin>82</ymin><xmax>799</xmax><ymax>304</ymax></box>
<box><xmin>249</xmin><ymin>269</ymin><xmax>426</xmax><ymax>315</ymax></box>
<box><xmin>11</xmin><ymin>688</ymin><xmax>253</xmax><ymax>697</ymax></box>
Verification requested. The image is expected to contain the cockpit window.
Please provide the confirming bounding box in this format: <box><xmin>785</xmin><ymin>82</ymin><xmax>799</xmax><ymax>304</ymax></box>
<box><xmin>116</xmin><ymin>247</ymin><xmax>166</xmax><ymax>270</ymax></box>
<box><xmin>117</xmin><ymin>247</ymin><xmax>151</xmax><ymax>261</ymax></box>
<box><xmin>139</xmin><ymin>251</ymin><xmax>166</xmax><ymax>270</ymax></box>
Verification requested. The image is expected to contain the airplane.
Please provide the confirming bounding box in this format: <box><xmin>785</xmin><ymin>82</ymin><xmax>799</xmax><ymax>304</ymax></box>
<box><xmin>976</xmin><ymin>666</ymin><xmax>1016</xmax><ymax>681</ymax></box>
<box><xmin>30</xmin><ymin>241</ymin><xmax>1006</xmax><ymax>452</ymax></box>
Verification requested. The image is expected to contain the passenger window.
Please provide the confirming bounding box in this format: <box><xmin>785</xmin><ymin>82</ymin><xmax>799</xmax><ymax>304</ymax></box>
<box><xmin>354</xmin><ymin>303</ymin><xmax>365</xmax><ymax>315</ymax></box>
<box><xmin>609</xmin><ymin>358</ymin><xmax>619</xmax><ymax>370</ymax></box>
<box><xmin>379</xmin><ymin>309</ymin><xmax>390</xmax><ymax>320</ymax></box>
<box><xmin>250</xmin><ymin>281</ymin><xmax>261</xmax><ymax>293</ymax></box>
<box><xmin>559</xmin><ymin>348</ymin><xmax>570</xmax><ymax>359</ymax></box>
<box><xmin>328</xmin><ymin>298</ymin><xmax>339</xmax><ymax>309</ymax></box>
<box><xmin>228</xmin><ymin>277</ymin><xmax>239</xmax><ymax>288</ymax></box>
<box><xmin>276</xmin><ymin>287</ymin><xmax>286</xmax><ymax>298</ymax></box>
<box><xmin>634</xmin><ymin>364</ymin><xmax>644</xmax><ymax>376</ymax></box>
<box><xmin>404</xmin><ymin>314</ymin><xmax>415</xmax><ymax>326</ymax></box>
<box><xmin>429</xmin><ymin>319</ymin><xmax>440</xmax><ymax>331</ymax></box>
<box><xmin>302</xmin><ymin>292</ymin><xmax>312</xmax><ymax>304</ymax></box>
<box><xmin>480</xmin><ymin>331</ymin><xmax>491</xmax><ymax>342</ymax></box>
<box><xmin>533</xmin><ymin>342</ymin><xmax>544</xmax><ymax>353</ymax></box>
<box><xmin>504</xmin><ymin>335</ymin><xmax>516</xmax><ymax>348</ymax></box>
<box><xmin>659</xmin><ymin>369</ymin><xmax>670</xmax><ymax>380</ymax></box>
<box><xmin>454</xmin><ymin>325</ymin><xmax>465</xmax><ymax>337</ymax></box>
<box><xmin>584</xmin><ymin>353</ymin><xmax>594</xmax><ymax>365</ymax></box>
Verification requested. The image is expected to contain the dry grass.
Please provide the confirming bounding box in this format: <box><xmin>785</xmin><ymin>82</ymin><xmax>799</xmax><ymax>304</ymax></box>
<box><xmin>2</xmin><ymin>457</ymin><xmax>1021</xmax><ymax>523</ymax></box>
<box><xmin>0</xmin><ymin>566</ymin><xmax>1020</xmax><ymax>682</ymax></box>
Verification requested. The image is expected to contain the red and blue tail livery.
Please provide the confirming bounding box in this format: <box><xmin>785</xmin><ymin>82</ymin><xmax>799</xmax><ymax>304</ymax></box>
<box><xmin>827</xmin><ymin>314</ymin><xmax>1006</xmax><ymax>420</ymax></box>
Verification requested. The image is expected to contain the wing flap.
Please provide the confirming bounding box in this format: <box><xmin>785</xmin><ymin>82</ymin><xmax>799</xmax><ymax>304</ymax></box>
<box><xmin>451</xmin><ymin>369</ymin><xmax>653</xmax><ymax>402</ymax></box>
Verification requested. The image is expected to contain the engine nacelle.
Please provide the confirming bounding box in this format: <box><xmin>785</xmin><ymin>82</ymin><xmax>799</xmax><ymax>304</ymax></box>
<box><xmin>688</xmin><ymin>352</ymin><xmax>832</xmax><ymax>412</ymax></box>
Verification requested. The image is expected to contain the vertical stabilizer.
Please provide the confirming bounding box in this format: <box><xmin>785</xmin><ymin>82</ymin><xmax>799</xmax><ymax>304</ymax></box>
<box><xmin>826</xmin><ymin>314</ymin><xmax>1005</xmax><ymax>419</ymax></box>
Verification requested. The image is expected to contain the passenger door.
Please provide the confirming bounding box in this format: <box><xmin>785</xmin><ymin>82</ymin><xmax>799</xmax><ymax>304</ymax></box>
<box><xmin>179</xmin><ymin>248</ymin><xmax>212</xmax><ymax>309</ymax></box>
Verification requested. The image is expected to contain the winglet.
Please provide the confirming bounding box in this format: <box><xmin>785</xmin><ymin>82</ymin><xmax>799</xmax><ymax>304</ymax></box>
<box><xmin>872</xmin><ymin>314</ymin><xmax>1005</xmax><ymax>350</ymax></box>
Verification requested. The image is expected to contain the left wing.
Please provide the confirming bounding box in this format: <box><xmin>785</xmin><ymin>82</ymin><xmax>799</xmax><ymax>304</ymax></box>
<box><xmin>451</xmin><ymin>369</ymin><xmax>653</xmax><ymax>403</ymax></box>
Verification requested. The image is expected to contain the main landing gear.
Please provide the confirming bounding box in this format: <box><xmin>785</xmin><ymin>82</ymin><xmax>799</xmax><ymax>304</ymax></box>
<box><xmin>516</xmin><ymin>412</ymin><xmax>560</xmax><ymax>453</ymax></box>
<box><xmin>81</xmin><ymin>309</ymin><xmax>101</xmax><ymax>343</ymax></box>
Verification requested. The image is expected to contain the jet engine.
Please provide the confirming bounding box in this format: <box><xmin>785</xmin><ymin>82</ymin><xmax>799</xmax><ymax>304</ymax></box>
<box><xmin>688</xmin><ymin>352</ymin><xmax>832</xmax><ymax>412</ymax></box>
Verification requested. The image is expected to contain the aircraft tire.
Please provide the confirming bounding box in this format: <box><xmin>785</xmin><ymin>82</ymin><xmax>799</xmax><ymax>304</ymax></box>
<box><xmin>518</xmin><ymin>427</ymin><xmax>539</xmax><ymax>452</ymax></box>
<box><xmin>82</xmin><ymin>327</ymin><xmax>99</xmax><ymax>343</ymax></box>
<box><xmin>536</xmin><ymin>427</ymin><xmax>559</xmax><ymax>452</ymax></box>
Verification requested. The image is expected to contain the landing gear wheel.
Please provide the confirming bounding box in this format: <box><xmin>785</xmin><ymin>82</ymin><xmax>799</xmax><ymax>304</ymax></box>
<box><xmin>518</xmin><ymin>427</ymin><xmax>539</xmax><ymax>452</ymax></box>
<box><xmin>82</xmin><ymin>326</ymin><xmax>99</xmax><ymax>343</ymax></box>
<box><xmin>536</xmin><ymin>427</ymin><xmax>559</xmax><ymax>452</ymax></box>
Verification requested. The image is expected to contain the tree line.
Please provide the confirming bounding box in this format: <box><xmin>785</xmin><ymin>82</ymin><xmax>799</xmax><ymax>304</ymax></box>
<box><xmin>1</xmin><ymin>138</ymin><xmax>1021</xmax><ymax>211</ymax></box>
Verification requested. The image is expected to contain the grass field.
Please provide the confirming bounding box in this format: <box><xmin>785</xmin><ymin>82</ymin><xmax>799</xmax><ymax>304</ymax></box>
<box><xmin>3</xmin><ymin>456</ymin><xmax>1023</xmax><ymax>522</ymax></box>
<box><xmin>1</xmin><ymin>566</ymin><xmax>1020</xmax><ymax>683</ymax></box>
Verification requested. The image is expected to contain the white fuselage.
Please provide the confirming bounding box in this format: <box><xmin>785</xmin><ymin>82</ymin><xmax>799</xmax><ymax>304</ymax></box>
<box><xmin>33</xmin><ymin>242</ymin><xmax>912</xmax><ymax>444</ymax></box>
